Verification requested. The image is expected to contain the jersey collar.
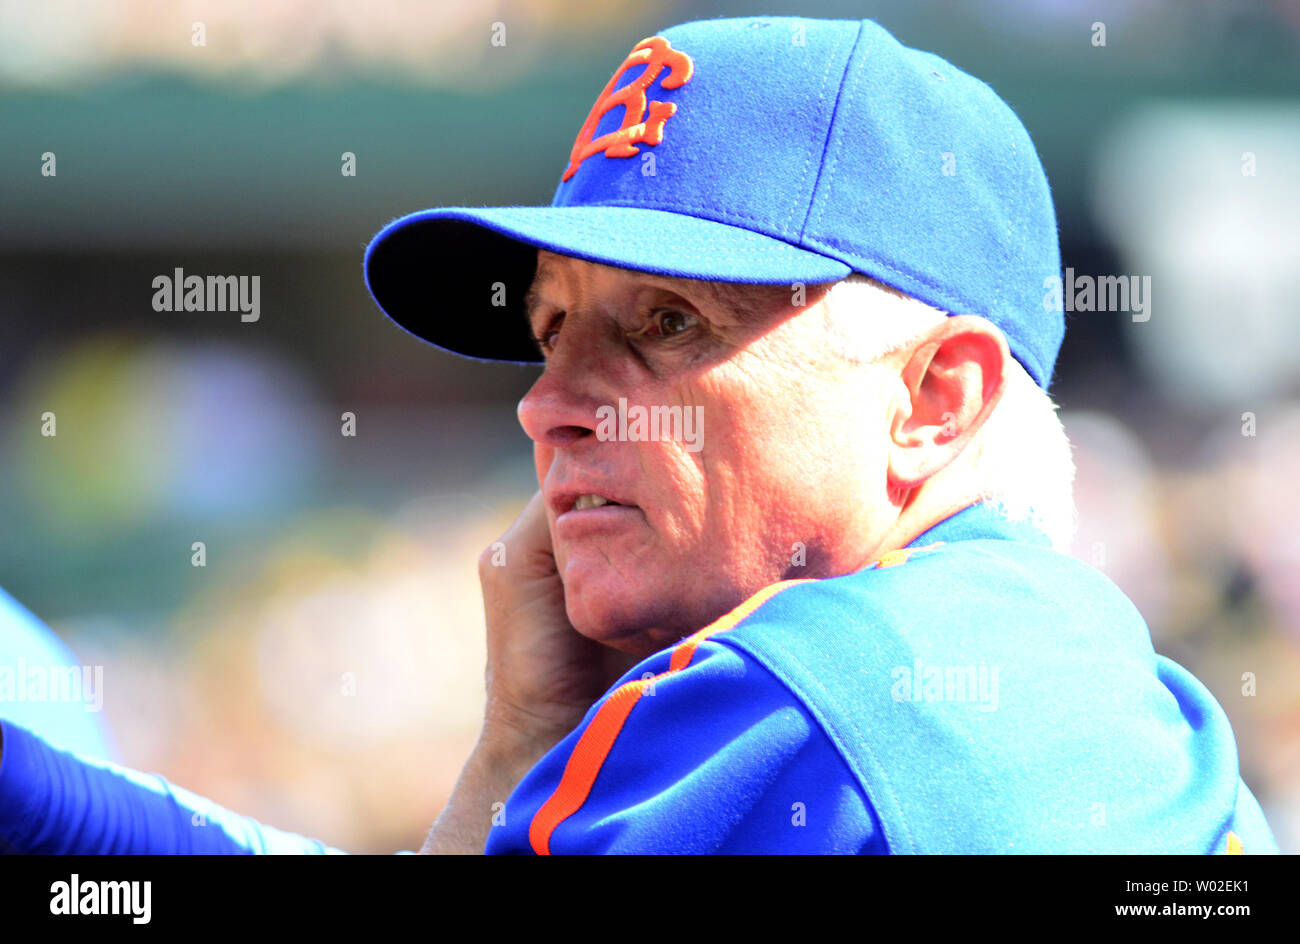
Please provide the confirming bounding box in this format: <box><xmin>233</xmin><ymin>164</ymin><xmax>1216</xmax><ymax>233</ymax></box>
<box><xmin>902</xmin><ymin>500</ymin><xmax>1054</xmax><ymax>551</ymax></box>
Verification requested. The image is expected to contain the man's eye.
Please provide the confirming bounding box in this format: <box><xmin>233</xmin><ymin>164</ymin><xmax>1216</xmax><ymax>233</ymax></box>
<box><xmin>646</xmin><ymin>308</ymin><xmax>698</xmax><ymax>338</ymax></box>
<box><xmin>533</xmin><ymin>313</ymin><xmax>564</xmax><ymax>353</ymax></box>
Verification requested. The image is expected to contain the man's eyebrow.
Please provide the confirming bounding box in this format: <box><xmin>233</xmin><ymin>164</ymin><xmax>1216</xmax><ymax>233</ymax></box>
<box><xmin>636</xmin><ymin>271</ymin><xmax>786</xmax><ymax>306</ymax></box>
<box><xmin>649</xmin><ymin>274</ymin><xmax>805</xmax><ymax>322</ymax></box>
<box><xmin>522</xmin><ymin>283</ymin><xmax>542</xmax><ymax>321</ymax></box>
<box><xmin>633</xmin><ymin>271</ymin><xmax>700</xmax><ymax>297</ymax></box>
<box><xmin>522</xmin><ymin>269</ymin><xmax>556</xmax><ymax>326</ymax></box>
<box><xmin>521</xmin><ymin>267</ymin><xmax>790</xmax><ymax>330</ymax></box>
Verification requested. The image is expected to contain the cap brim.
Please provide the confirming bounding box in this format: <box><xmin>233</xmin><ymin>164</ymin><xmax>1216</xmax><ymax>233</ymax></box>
<box><xmin>363</xmin><ymin>206</ymin><xmax>853</xmax><ymax>362</ymax></box>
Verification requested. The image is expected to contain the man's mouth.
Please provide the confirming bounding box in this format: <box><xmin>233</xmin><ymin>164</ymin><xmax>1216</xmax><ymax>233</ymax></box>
<box><xmin>552</xmin><ymin>488</ymin><xmax>641</xmax><ymax>539</ymax></box>
<box><xmin>572</xmin><ymin>494</ymin><xmax>623</xmax><ymax>511</ymax></box>
<box><xmin>546</xmin><ymin>481</ymin><xmax>638</xmax><ymax>517</ymax></box>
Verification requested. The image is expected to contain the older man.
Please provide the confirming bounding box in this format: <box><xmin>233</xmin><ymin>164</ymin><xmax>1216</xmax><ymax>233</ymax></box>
<box><xmin>0</xmin><ymin>16</ymin><xmax>1276</xmax><ymax>855</ymax></box>
<box><xmin>363</xmin><ymin>16</ymin><xmax>1276</xmax><ymax>854</ymax></box>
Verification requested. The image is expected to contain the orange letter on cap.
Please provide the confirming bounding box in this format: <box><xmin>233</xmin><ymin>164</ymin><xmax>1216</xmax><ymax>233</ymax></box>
<box><xmin>561</xmin><ymin>36</ymin><xmax>693</xmax><ymax>182</ymax></box>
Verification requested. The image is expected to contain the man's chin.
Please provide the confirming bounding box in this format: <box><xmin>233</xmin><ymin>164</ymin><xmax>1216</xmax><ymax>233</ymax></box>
<box><xmin>563</xmin><ymin>584</ymin><xmax>685</xmax><ymax>659</ymax></box>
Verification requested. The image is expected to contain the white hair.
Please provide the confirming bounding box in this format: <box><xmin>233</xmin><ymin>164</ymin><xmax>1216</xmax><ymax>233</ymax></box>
<box><xmin>824</xmin><ymin>274</ymin><xmax>1077</xmax><ymax>552</ymax></box>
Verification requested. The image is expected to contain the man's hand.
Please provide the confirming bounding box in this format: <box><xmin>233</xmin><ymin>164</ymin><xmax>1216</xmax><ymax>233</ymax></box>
<box><xmin>421</xmin><ymin>490</ymin><xmax>638</xmax><ymax>853</ymax></box>
<box><xmin>479</xmin><ymin>490</ymin><xmax>639</xmax><ymax>746</ymax></box>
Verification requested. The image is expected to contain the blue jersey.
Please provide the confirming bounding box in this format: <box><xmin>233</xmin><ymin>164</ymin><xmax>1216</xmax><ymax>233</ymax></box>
<box><xmin>486</xmin><ymin>501</ymin><xmax>1277</xmax><ymax>854</ymax></box>
<box><xmin>0</xmin><ymin>719</ymin><xmax>345</xmax><ymax>854</ymax></box>
<box><xmin>0</xmin><ymin>587</ymin><xmax>115</xmax><ymax>760</ymax></box>
<box><xmin>0</xmin><ymin>502</ymin><xmax>1278</xmax><ymax>854</ymax></box>
<box><xmin>0</xmin><ymin>593</ymin><xmax>341</xmax><ymax>854</ymax></box>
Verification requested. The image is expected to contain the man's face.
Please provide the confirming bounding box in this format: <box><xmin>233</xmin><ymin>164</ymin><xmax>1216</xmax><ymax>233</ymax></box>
<box><xmin>518</xmin><ymin>250</ymin><xmax>900</xmax><ymax>655</ymax></box>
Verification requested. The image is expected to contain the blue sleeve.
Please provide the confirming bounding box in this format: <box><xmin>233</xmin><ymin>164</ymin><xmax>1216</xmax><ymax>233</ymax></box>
<box><xmin>0</xmin><ymin>587</ymin><xmax>116</xmax><ymax>761</ymax></box>
<box><xmin>0</xmin><ymin>720</ymin><xmax>348</xmax><ymax>854</ymax></box>
<box><xmin>484</xmin><ymin>638</ymin><xmax>884</xmax><ymax>854</ymax></box>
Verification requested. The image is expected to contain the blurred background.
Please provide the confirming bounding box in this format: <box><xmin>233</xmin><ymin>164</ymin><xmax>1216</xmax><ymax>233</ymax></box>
<box><xmin>1</xmin><ymin>0</ymin><xmax>1298</xmax><ymax>853</ymax></box>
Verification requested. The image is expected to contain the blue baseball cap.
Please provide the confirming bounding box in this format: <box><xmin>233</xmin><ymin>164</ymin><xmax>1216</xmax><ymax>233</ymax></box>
<box><xmin>364</xmin><ymin>16</ymin><xmax>1064</xmax><ymax>388</ymax></box>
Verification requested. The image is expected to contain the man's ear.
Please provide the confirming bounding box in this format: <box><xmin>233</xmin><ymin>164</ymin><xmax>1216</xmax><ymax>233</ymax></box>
<box><xmin>887</xmin><ymin>315</ymin><xmax>1009</xmax><ymax>490</ymax></box>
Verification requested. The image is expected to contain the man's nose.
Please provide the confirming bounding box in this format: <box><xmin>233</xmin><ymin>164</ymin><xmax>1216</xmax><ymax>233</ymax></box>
<box><xmin>517</xmin><ymin>355</ymin><xmax>606</xmax><ymax>448</ymax></box>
